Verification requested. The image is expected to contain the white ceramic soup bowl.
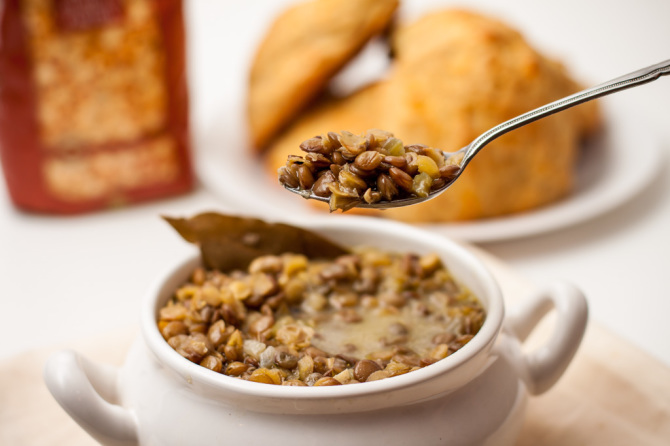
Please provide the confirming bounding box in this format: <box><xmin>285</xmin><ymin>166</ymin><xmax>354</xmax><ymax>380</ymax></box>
<box><xmin>45</xmin><ymin>216</ymin><xmax>587</xmax><ymax>446</ymax></box>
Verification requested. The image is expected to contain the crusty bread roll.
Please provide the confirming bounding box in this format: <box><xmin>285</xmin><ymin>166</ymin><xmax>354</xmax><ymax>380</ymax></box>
<box><xmin>247</xmin><ymin>0</ymin><xmax>398</xmax><ymax>151</ymax></box>
<box><xmin>260</xmin><ymin>9</ymin><xmax>600</xmax><ymax>222</ymax></box>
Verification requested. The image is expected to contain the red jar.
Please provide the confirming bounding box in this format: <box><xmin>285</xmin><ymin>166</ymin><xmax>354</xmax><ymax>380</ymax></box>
<box><xmin>0</xmin><ymin>0</ymin><xmax>193</xmax><ymax>213</ymax></box>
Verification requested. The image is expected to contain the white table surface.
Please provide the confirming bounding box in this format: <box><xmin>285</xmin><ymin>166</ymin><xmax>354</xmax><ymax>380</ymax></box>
<box><xmin>1</xmin><ymin>0</ymin><xmax>669</xmax><ymax>371</ymax></box>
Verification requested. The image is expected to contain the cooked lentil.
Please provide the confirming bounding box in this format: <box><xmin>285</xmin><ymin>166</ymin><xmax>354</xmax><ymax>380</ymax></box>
<box><xmin>278</xmin><ymin>130</ymin><xmax>461</xmax><ymax>211</ymax></box>
<box><xmin>158</xmin><ymin>247</ymin><xmax>484</xmax><ymax>386</ymax></box>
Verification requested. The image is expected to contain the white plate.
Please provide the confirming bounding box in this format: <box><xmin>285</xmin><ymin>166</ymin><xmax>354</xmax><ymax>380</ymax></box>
<box><xmin>196</xmin><ymin>100</ymin><xmax>663</xmax><ymax>243</ymax></box>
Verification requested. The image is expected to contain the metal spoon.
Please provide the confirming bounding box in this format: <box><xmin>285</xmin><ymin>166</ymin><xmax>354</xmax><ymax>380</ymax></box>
<box><xmin>284</xmin><ymin>59</ymin><xmax>670</xmax><ymax>209</ymax></box>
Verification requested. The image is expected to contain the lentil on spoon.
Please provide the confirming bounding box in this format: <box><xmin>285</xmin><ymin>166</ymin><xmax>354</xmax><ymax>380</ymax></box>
<box><xmin>277</xmin><ymin>129</ymin><xmax>461</xmax><ymax>212</ymax></box>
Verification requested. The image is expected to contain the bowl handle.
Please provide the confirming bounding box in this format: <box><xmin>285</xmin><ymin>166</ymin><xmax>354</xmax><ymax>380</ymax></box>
<box><xmin>44</xmin><ymin>350</ymin><xmax>138</xmax><ymax>446</ymax></box>
<box><xmin>504</xmin><ymin>281</ymin><xmax>588</xmax><ymax>395</ymax></box>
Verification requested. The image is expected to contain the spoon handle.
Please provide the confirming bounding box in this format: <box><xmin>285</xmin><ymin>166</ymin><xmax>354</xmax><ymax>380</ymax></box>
<box><xmin>459</xmin><ymin>59</ymin><xmax>670</xmax><ymax>168</ymax></box>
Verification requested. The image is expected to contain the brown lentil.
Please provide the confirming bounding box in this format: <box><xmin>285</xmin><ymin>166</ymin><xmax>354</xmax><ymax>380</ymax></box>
<box><xmin>158</xmin><ymin>247</ymin><xmax>485</xmax><ymax>386</ymax></box>
<box><xmin>314</xmin><ymin>377</ymin><xmax>342</xmax><ymax>386</ymax></box>
<box><xmin>278</xmin><ymin>129</ymin><xmax>461</xmax><ymax>211</ymax></box>
<box><xmin>377</xmin><ymin>174</ymin><xmax>398</xmax><ymax>201</ymax></box>
<box><xmin>200</xmin><ymin>355</ymin><xmax>223</xmax><ymax>373</ymax></box>
<box><xmin>389</xmin><ymin>167</ymin><xmax>414</xmax><ymax>191</ymax></box>
<box><xmin>353</xmin><ymin>359</ymin><xmax>382</xmax><ymax>382</ymax></box>
<box><xmin>355</xmin><ymin>151</ymin><xmax>384</xmax><ymax>170</ymax></box>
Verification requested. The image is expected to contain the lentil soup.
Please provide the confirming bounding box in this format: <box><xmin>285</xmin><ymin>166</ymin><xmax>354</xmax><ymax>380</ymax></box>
<box><xmin>158</xmin><ymin>247</ymin><xmax>485</xmax><ymax>386</ymax></box>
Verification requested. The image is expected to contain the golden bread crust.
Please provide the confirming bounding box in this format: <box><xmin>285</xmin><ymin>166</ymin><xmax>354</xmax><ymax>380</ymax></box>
<box><xmin>381</xmin><ymin>10</ymin><xmax>600</xmax><ymax>222</ymax></box>
<box><xmin>247</xmin><ymin>0</ymin><xmax>399</xmax><ymax>151</ymax></box>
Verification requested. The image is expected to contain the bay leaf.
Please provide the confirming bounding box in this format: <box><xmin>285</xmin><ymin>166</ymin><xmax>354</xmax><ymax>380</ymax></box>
<box><xmin>163</xmin><ymin>212</ymin><xmax>349</xmax><ymax>271</ymax></box>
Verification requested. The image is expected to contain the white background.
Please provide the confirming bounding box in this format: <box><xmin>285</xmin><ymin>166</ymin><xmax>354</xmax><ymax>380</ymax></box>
<box><xmin>1</xmin><ymin>0</ymin><xmax>669</xmax><ymax>370</ymax></box>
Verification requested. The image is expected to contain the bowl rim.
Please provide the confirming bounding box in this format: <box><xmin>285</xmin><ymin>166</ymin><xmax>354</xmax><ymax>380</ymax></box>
<box><xmin>141</xmin><ymin>215</ymin><xmax>505</xmax><ymax>401</ymax></box>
